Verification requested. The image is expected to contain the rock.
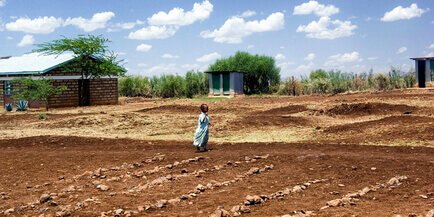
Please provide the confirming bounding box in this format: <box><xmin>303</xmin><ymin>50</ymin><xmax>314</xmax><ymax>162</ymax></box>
<box><xmin>292</xmin><ymin>185</ymin><xmax>303</xmax><ymax>193</ymax></box>
<box><xmin>48</xmin><ymin>200</ymin><xmax>58</xmax><ymax>206</ymax></box>
<box><xmin>246</xmin><ymin>167</ymin><xmax>260</xmax><ymax>175</ymax></box>
<box><xmin>245</xmin><ymin>195</ymin><xmax>263</xmax><ymax>205</ymax></box>
<box><xmin>180</xmin><ymin>194</ymin><xmax>190</xmax><ymax>200</ymax></box>
<box><xmin>181</xmin><ymin>168</ymin><xmax>188</xmax><ymax>174</ymax></box>
<box><xmin>326</xmin><ymin>199</ymin><xmax>342</xmax><ymax>207</ymax></box>
<box><xmin>212</xmin><ymin>207</ymin><xmax>231</xmax><ymax>217</ymax></box>
<box><xmin>156</xmin><ymin>200</ymin><xmax>167</xmax><ymax>208</ymax></box>
<box><xmin>196</xmin><ymin>184</ymin><xmax>207</xmax><ymax>192</ymax></box>
<box><xmin>426</xmin><ymin>210</ymin><xmax>434</xmax><ymax>217</ymax></box>
<box><xmin>114</xmin><ymin>209</ymin><xmax>123</xmax><ymax>217</ymax></box>
<box><xmin>338</xmin><ymin>184</ymin><xmax>345</xmax><ymax>187</ymax></box>
<box><xmin>168</xmin><ymin>198</ymin><xmax>181</xmax><ymax>205</ymax></box>
<box><xmin>165</xmin><ymin>164</ymin><xmax>173</xmax><ymax>169</ymax></box>
<box><xmin>39</xmin><ymin>194</ymin><xmax>52</xmax><ymax>204</ymax></box>
<box><xmin>55</xmin><ymin>211</ymin><xmax>71</xmax><ymax>217</ymax></box>
<box><xmin>387</xmin><ymin>176</ymin><xmax>407</xmax><ymax>186</ymax></box>
<box><xmin>370</xmin><ymin>167</ymin><xmax>377</xmax><ymax>171</ymax></box>
<box><xmin>96</xmin><ymin>184</ymin><xmax>110</xmax><ymax>191</ymax></box>
<box><xmin>137</xmin><ymin>206</ymin><xmax>145</xmax><ymax>212</ymax></box>
<box><xmin>4</xmin><ymin>208</ymin><xmax>14</xmax><ymax>215</ymax></box>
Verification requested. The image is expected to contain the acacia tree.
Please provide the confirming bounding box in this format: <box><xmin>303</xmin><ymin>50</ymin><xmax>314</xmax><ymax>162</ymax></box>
<box><xmin>13</xmin><ymin>78</ymin><xmax>67</xmax><ymax>111</ymax></box>
<box><xmin>33</xmin><ymin>35</ymin><xmax>125</xmax><ymax>106</ymax></box>
<box><xmin>208</xmin><ymin>51</ymin><xmax>280</xmax><ymax>94</ymax></box>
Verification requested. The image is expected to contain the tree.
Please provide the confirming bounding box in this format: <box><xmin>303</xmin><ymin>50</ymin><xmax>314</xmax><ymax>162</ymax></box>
<box><xmin>13</xmin><ymin>78</ymin><xmax>67</xmax><ymax>111</ymax></box>
<box><xmin>208</xmin><ymin>51</ymin><xmax>280</xmax><ymax>94</ymax></box>
<box><xmin>33</xmin><ymin>35</ymin><xmax>125</xmax><ymax>106</ymax></box>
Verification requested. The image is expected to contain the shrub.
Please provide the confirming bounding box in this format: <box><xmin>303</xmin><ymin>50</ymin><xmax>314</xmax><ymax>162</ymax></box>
<box><xmin>16</xmin><ymin>100</ymin><xmax>28</xmax><ymax>112</ymax></box>
<box><xmin>38</xmin><ymin>113</ymin><xmax>47</xmax><ymax>120</ymax></box>
<box><xmin>5</xmin><ymin>103</ymin><xmax>13</xmax><ymax>112</ymax></box>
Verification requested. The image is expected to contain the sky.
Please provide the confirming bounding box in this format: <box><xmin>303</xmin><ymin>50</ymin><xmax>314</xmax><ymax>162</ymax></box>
<box><xmin>0</xmin><ymin>0</ymin><xmax>433</xmax><ymax>78</ymax></box>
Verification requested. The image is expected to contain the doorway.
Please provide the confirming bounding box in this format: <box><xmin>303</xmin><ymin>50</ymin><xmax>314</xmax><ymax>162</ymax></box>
<box><xmin>417</xmin><ymin>60</ymin><xmax>426</xmax><ymax>88</ymax></box>
<box><xmin>212</xmin><ymin>74</ymin><xmax>221</xmax><ymax>95</ymax></box>
<box><xmin>223</xmin><ymin>73</ymin><xmax>230</xmax><ymax>95</ymax></box>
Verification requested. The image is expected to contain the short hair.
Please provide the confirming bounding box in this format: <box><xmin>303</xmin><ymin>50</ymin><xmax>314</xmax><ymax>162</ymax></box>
<box><xmin>200</xmin><ymin>104</ymin><xmax>208</xmax><ymax>113</ymax></box>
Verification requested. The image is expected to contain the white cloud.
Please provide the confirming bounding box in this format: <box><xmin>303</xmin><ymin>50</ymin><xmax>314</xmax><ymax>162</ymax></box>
<box><xmin>275</xmin><ymin>53</ymin><xmax>286</xmax><ymax>60</ymax></box>
<box><xmin>182</xmin><ymin>63</ymin><xmax>200</xmax><ymax>69</ymax></box>
<box><xmin>162</xmin><ymin>53</ymin><xmax>179</xmax><ymax>59</ymax></box>
<box><xmin>247</xmin><ymin>44</ymin><xmax>255</xmax><ymax>49</ymax></box>
<box><xmin>196</xmin><ymin>52</ymin><xmax>221</xmax><ymax>62</ymax></box>
<box><xmin>5</xmin><ymin>16</ymin><xmax>63</xmax><ymax>34</ymax></box>
<box><xmin>381</xmin><ymin>3</ymin><xmax>427</xmax><ymax>22</ymax></box>
<box><xmin>396</xmin><ymin>46</ymin><xmax>407</xmax><ymax>54</ymax></box>
<box><xmin>367</xmin><ymin>56</ymin><xmax>378</xmax><ymax>61</ymax></box>
<box><xmin>0</xmin><ymin>0</ymin><xmax>6</xmax><ymax>7</ymax></box>
<box><xmin>136</xmin><ymin>43</ymin><xmax>152</xmax><ymax>52</ymax></box>
<box><xmin>239</xmin><ymin>10</ymin><xmax>256</xmax><ymax>18</ymax></box>
<box><xmin>277</xmin><ymin>61</ymin><xmax>296</xmax><ymax>74</ymax></box>
<box><xmin>429</xmin><ymin>44</ymin><xmax>434</xmax><ymax>49</ymax></box>
<box><xmin>304</xmin><ymin>53</ymin><xmax>316</xmax><ymax>61</ymax></box>
<box><xmin>137</xmin><ymin>63</ymin><xmax>148</xmax><ymax>68</ymax></box>
<box><xmin>6</xmin><ymin>36</ymin><xmax>13</xmax><ymax>40</ymax></box>
<box><xmin>425</xmin><ymin>52</ymin><xmax>434</xmax><ymax>57</ymax></box>
<box><xmin>107</xmin><ymin>20</ymin><xmax>144</xmax><ymax>32</ymax></box>
<box><xmin>296</xmin><ymin>16</ymin><xmax>357</xmax><ymax>39</ymax></box>
<box><xmin>293</xmin><ymin>0</ymin><xmax>339</xmax><ymax>17</ymax></box>
<box><xmin>17</xmin><ymin>34</ymin><xmax>34</xmax><ymax>47</ymax></box>
<box><xmin>201</xmin><ymin>12</ymin><xmax>284</xmax><ymax>43</ymax></box>
<box><xmin>146</xmin><ymin>63</ymin><xmax>178</xmax><ymax>75</ymax></box>
<box><xmin>148</xmin><ymin>0</ymin><xmax>213</xmax><ymax>26</ymax></box>
<box><xmin>64</xmin><ymin>11</ymin><xmax>115</xmax><ymax>32</ymax></box>
<box><xmin>128</xmin><ymin>25</ymin><xmax>178</xmax><ymax>40</ymax></box>
<box><xmin>324</xmin><ymin>51</ymin><xmax>361</xmax><ymax>67</ymax></box>
<box><xmin>296</xmin><ymin>62</ymin><xmax>314</xmax><ymax>72</ymax></box>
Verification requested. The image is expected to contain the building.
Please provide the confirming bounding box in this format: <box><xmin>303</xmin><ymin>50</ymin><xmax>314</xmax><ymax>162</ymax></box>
<box><xmin>206</xmin><ymin>71</ymin><xmax>244</xmax><ymax>97</ymax></box>
<box><xmin>410</xmin><ymin>56</ymin><xmax>434</xmax><ymax>88</ymax></box>
<box><xmin>0</xmin><ymin>53</ymin><xmax>119</xmax><ymax>108</ymax></box>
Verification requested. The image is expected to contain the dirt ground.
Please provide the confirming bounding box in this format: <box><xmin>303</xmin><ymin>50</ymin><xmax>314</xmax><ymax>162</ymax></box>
<box><xmin>0</xmin><ymin>89</ymin><xmax>433</xmax><ymax>216</ymax></box>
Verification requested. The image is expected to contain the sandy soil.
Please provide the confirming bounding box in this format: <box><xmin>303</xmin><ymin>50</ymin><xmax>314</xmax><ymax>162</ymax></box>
<box><xmin>0</xmin><ymin>89</ymin><xmax>433</xmax><ymax>216</ymax></box>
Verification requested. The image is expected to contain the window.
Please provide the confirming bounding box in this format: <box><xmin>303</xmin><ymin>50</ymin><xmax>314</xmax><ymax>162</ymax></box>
<box><xmin>4</xmin><ymin>81</ymin><xmax>12</xmax><ymax>95</ymax></box>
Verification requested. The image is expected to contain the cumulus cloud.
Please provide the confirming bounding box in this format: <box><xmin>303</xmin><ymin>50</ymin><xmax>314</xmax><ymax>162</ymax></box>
<box><xmin>200</xmin><ymin>12</ymin><xmax>284</xmax><ymax>44</ymax></box>
<box><xmin>136</xmin><ymin>43</ymin><xmax>152</xmax><ymax>52</ymax></box>
<box><xmin>367</xmin><ymin>56</ymin><xmax>378</xmax><ymax>61</ymax></box>
<box><xmin>182</xmin><ymin>63</ymin><xmax>201</xmax><ymax>69</ymax></box>
<box><xmin>0</xmin><ymin>0</ymin><xmax>6</xmax><ymax>7</ymax></box>
<box><xmin>128</xmin><ymin>25</ymin><xmax>178</xmax><ymax>40</ymax></box>
<box><xmin>293</xmin><ymin>0</ymin><xmax>339</xmax><ymax>17</ymax></box>
<box><xmin>196</xmin><ymin>52</ymin><xmax>221</xmax><ymax>62</ymax></box>
<box><xmin>64</xmin><ymin>11</ymin><xmax>115</xmax><ymax>32</ymax></box>
<box><xmin>429</xmin><ymin>44</ymin><xmax>434</xmax><ymax>49</ymax></box>
<box><xmin>107</xmin><ymin>20</ymin><xmax>144</xmax><ymax>32</ymax></box>
<box><xmin>162</xmin><ymin>53</ymin><xmax>179</xmax><ymax>59</ymax></box>
<box><xmin>304</xmin><ymin>53</ymin><xmax>316</xmax><ymax>61</ymax></box>
<box><xmin>296</xmin><ymin>16</ymin><xmax>357</xmax><ymax>39</ymax></box>
<box><xmin>381</xmin><ymin>3</ymin><xmax>427</xmax><ymax>22</ymax></box>
<box><xmin>6</xmin><ymin>16</ymin><xmax>63</xmax><ymax>34</ymax></box>
<box><xmin>247</xmin><ymin>44</ymin><xmax>255</xmax><ymax>49</ymax></box>
<box><xmin>148</xmin><ymin>0</ymin><xmax>213</xmax><ymax>26</ymax></box>
<box><xmin>275</xmin><ymin>53</ymin><xmax>286</xmax><ymax>60</ymax></box>
<box><xmin>17</xmin><ymin>34</ymin><xmax>34</xmax><ymax>47</ymax></box>
<box><xmin>324</xmin><ymin>51</ymin><xmax>361</xmax><ymax>67</ymax></box>
<box><xmin>146</xmin><ymin>63</ymin><xmax>178</xmax><ymax>75</ymax></box>
<box><xmin>296</xmin><ymin>62</ymin><xmax>314</xmax><ymax>72</ymax></box>
<box><xmin>239</xmin><ymin>10</ymin><xmax>256</xmax><ymax>18</ymax></box>
<box><xmin>396</xmin><ymin>46</ymin><xmax>407</xmax><ymax>54</ymax></box>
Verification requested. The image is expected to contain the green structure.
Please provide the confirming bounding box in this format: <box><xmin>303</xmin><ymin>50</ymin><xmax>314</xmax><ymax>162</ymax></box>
<box><xmin>410</xmin><ymin>56</ymin><xmax>434</xmax><ymax>88</ymax></box>
<box><xmin>206</xmin><ymin>71</ymin><xmax>244</xmax><ymax>97</ymax></box>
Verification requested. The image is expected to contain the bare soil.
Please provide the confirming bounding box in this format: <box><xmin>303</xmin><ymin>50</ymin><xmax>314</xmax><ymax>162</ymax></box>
<box><xmin>0</xmin><ymin>89</ymin><xmax>433</xmax><ymax>216</ymax></box>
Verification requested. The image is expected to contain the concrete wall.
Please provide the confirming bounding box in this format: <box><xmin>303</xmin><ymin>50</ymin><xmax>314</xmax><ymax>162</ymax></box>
<box><xmin>0</xmin><ymin>81</ymin><xmax>3</xmax><ymax>107</ymax></box>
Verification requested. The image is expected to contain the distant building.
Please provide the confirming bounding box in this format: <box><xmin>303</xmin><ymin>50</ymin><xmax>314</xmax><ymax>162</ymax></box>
<box><xmin>0</xmin><ymin>53</ymin><xmax>119</xmax><ymax>108</ymax></box>
<box><xmin>205</xmin><ymin>71</ymin><xmax>244</xmax><ymax>97</ymax></box>
<box><xmin>410</xmin><ymin>57</ymin><xmax>434</xmax><ymax>88</ymax></box>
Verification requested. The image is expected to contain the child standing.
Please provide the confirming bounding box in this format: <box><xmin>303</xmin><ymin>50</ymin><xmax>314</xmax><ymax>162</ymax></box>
<box><xmin>193</xmin><ymin>104</ymin><xmax>211</xmax><ymax>152</ymax></box>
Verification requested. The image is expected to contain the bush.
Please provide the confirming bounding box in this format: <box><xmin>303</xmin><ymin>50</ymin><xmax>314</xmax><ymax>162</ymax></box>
<box><xmin>118</xmin><ymin>76</ymin><xmax>151</xmax><ymax>97</ymax></box>
<box><xmin>16</xmin><ymin>100</ymin><xmax>28</xmax><ymax>112</ymax></box>
<box><xmin>38</xmin><ymin>113</ymin><xmax>47</xmax><ymax>120</ymax></box>
<box><xmin>5</xmin><ymin>103</ymin><xmax>13</xmax><ymax>112</ymax></box>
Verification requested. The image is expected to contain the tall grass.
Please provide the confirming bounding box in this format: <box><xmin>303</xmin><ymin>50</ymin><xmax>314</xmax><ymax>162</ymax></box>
<box><xmin>119</xmin><ymin>71</ymin><xmax>208</xmax><ymax>98</ymax></box>
<box><xmin>277</xmin><ymin>67</ymin><xmax>416</xmax><ymax>96</ymax></box>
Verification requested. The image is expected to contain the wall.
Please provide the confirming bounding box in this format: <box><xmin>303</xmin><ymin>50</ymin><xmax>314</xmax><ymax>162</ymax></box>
<box><xmin>48</xmin><ymin>79</ymin><xmax>80</xmax><ymax>108</ymax></box>
<box><xmin>90</xmin><ymin>78</ymin><xmax>118</xmax><ymax>105</ymax></box>
<box><xmin>0</xmin><ymin>81</ymin><xmax>3</xmax><ymax>106</ymax></box>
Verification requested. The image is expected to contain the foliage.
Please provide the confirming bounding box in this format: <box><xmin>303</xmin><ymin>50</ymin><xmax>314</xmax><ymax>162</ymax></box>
<box><xmin>5</xmin><ymin>103</ymin><xmax>13</xmax><ymax>112</ymax></box>
<box><xmin>33</xmin><ymin>35</ymin><xmax>125</xmax><ymax>79</ymax></box>
<box><xmin>119</xmin><ymin>71</ymin><xmax>208</xmax><ymax>98</ymax></box>
<box><xmin>208</xmin><ymin>51</ymin><xmax>280</xmax><ymax>94</ymax></box>
<box><xmin>12</xmin><ymin>78</ymin><xmax>67</xmax><ymax>111</ymax></box>
<box><xmin>38</xmin><ymin>113</ymin><xmax>47</xmax><ymax>120</ymax></box>
<box><xmin>16</xmin><ymin>100</ymin><xmax>28</xmax><ymax>112</ymax></box>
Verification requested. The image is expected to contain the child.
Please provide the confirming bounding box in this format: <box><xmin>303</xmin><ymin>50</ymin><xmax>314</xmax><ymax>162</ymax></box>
<box><xmin>193</xmin><ymin>104</ymin><xmax>211</xmax><ymax>152</ymax></box>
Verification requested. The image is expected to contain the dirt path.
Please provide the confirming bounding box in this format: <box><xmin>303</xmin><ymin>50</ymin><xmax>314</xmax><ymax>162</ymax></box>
<box><xmin>0</xmin><ymin>136</ymin><xmax>433</xmax><ymax>216</ymax></box>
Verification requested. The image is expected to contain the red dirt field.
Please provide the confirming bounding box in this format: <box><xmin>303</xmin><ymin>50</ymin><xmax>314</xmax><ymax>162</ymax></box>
<box><xmin>0</xmin><ymin>89</ymin><xmax>433</xmax><ymax>216</ymax></box>
<box><xmin>0</xmin><ymin>136</ymin><xmax>433</xmax><ymax>217</ymax></box>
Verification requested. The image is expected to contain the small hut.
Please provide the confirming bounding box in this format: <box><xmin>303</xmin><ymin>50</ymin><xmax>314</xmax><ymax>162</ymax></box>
<box><xmin>410</xmin><ymin>56</ymin><xmax>434</xmax><ymax>88</ymax></box>
<box><xmin>205</xmin><ymin>71</ymin><xmax>244</xmax><ymax>97</ymax></box>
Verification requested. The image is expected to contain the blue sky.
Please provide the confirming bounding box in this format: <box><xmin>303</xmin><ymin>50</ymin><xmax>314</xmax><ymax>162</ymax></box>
<box><xmin>0</xmin><ymin>0</ymin><xmax>433</xmax><ymax>78</ymax></box>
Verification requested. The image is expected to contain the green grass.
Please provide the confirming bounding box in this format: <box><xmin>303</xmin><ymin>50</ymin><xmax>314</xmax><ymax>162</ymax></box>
<box><xmin>192</xmin><ymin>96</ymin><xmax>230</xmax><ymax>102</ymax></box>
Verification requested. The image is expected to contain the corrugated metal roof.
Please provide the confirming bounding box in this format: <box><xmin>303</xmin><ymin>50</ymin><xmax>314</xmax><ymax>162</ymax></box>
<box><xmin>410</xmin><ymin>56</ymin><xmax>434</xmax><ymax>60</ymax></box>
<box><xmin>0</xmin><ymin>52</ymin><xmax>75</xmax><ymax>75</ymax></box>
